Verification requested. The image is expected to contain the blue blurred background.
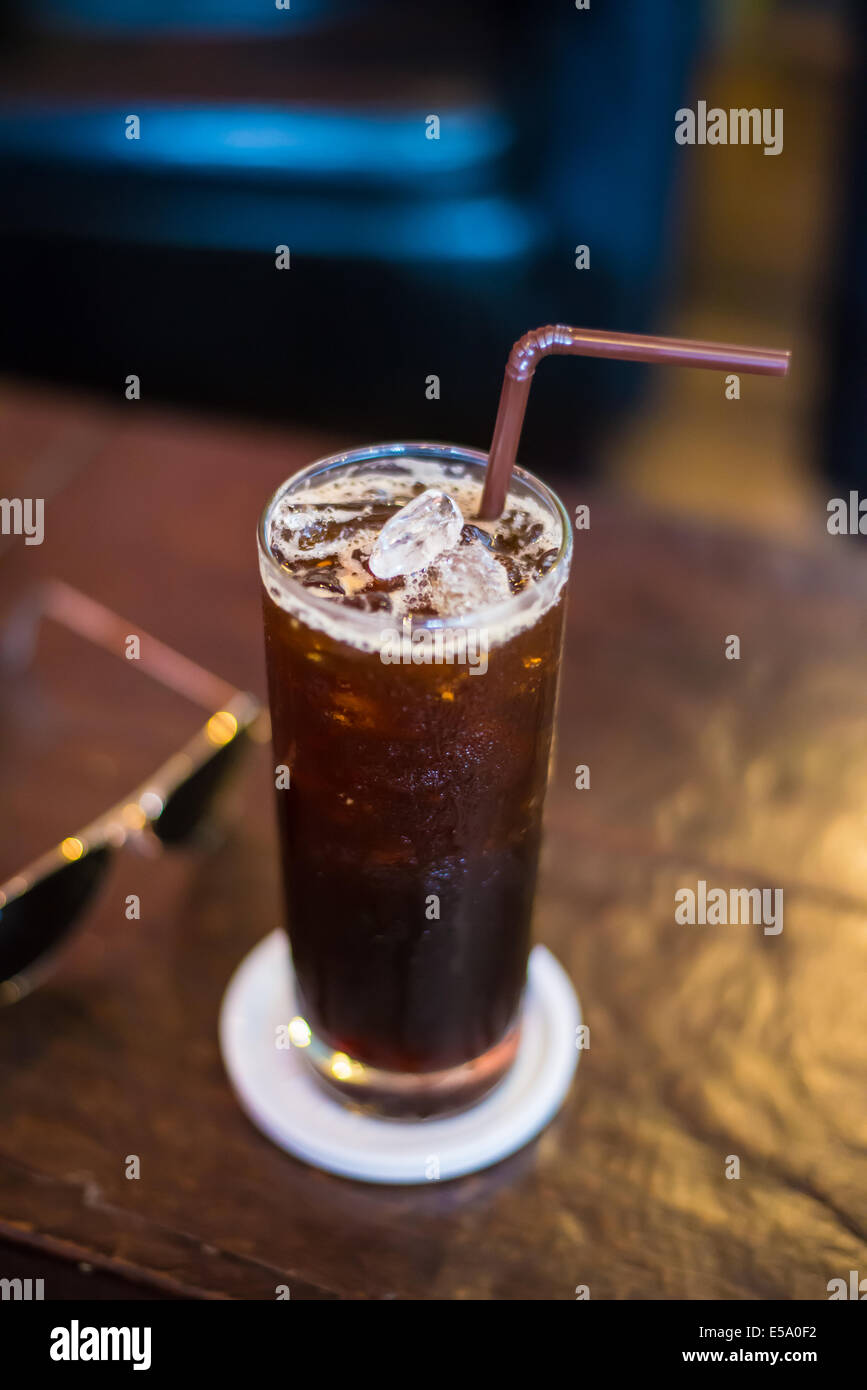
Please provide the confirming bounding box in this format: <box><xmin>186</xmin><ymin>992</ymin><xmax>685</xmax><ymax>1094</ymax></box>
<box><xmin>0</xmin><ymin>0</ymin><xmax>861</xmax><ymax>502</ymax></box>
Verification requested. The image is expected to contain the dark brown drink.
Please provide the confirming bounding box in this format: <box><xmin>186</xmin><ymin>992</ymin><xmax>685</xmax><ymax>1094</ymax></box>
<box><xmin>258</xmin><ymin>443</ymin><xmax>571</xmax><ymax>1117</ymax></box>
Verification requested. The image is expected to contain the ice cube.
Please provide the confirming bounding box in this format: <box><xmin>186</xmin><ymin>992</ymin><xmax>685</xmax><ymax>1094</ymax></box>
<box><xmin>369</xmin><ymin>488</ymin><xmax>464</xmax><ymax>579</ymax></box>
<box><xmin>429</xmin><ymin>544</ymin><xmax>512</xmax><ymax>613</ymax></box>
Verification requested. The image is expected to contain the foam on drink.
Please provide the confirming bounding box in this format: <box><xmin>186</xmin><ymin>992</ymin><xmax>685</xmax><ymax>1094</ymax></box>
<box><xmin>263</xmin><ymin>457</ymin><xmax>566</xmax><ymax>652</ymax></box>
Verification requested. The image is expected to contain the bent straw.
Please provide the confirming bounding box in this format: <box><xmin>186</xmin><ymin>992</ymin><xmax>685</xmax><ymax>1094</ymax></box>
<box><xmin>479</xmin><ymin>324</ymin><xmax>791</xmax><ymax>519</ymax></box>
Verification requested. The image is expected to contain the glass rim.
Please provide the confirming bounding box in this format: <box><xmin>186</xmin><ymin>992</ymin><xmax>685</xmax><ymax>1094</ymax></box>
<box><xmin>257</xmin><ymin>440</ymin><xmax>572</xmax><ymax>635</ymax></box>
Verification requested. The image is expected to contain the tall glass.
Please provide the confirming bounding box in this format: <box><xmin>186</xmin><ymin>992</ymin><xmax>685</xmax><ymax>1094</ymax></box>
<box><xmin>258</xmin><ymin>442</ymin><xmax>571</xmax><ymax>1117</ymax></box>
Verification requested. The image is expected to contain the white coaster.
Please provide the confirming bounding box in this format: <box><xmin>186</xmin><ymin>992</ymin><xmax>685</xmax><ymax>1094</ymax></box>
<box><xmin>219</xmin><ymin>930</ymin><xmax>581</xmax><ymax>1185</ymax></box>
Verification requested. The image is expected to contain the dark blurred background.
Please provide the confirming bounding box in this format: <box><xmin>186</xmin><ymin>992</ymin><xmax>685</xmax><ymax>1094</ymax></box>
<box><xmin>0</xmin><ymin>0</ymin><xmax>861</xmax><ymax>523</ymax></box>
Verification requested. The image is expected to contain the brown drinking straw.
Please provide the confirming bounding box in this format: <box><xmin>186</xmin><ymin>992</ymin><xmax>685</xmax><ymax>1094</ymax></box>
<box><xmin>479</xmin><ymin>324</ymin><xmax>791</xmax><ymax>519</ymax></box>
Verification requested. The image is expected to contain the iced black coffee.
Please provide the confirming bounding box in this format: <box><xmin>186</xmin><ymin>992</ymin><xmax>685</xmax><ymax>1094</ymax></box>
<box><xmin>258</xmin><ymin>443</ymin><xmax>571</xmax><ymax>1117</ymax></box>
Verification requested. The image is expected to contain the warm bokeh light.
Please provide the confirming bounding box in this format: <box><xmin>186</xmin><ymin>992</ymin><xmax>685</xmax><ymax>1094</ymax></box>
<box><xmin>330</xmin><ymin>1052</ymin><xmax>353</xmax><ymax>1081</ymax></box>
<box><xmin>287</xmin><ymin>1016</ymin><xmax>311</xmax><ymax>1048</ymax></box>
<box><xmin>60</xmin><ymin>837</ymin><xmax>84</xmax><ymax>862</ymax></box>
<box><xmin>206</xmin><ymin>710</ymin><xmax>238</xmax><ymax>746</ymax></box>
<box><xmin>121</xmin><ymin>802</ymin><xmax>148</xmax><ymax>830</ymax></box>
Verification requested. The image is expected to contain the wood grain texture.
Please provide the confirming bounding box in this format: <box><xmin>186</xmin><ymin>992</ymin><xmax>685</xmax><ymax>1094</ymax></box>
<box><xmin>1</xmin><ymin>382</ymin><xmax>865</xmax><ymax>1300</ymax></box>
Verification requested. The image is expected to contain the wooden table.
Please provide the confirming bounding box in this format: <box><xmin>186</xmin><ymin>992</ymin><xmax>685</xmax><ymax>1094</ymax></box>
<box><xmin>1</xmin><ymin>381</ymin><xmax>865</xmax><ymax>1299</ymax></box>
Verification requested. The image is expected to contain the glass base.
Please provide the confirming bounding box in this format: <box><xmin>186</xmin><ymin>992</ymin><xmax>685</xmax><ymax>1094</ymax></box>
<box><xmin>297</xmin><ymin>1023</ymin><xmax>522</xmax><ymax>1120</ymax></box>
